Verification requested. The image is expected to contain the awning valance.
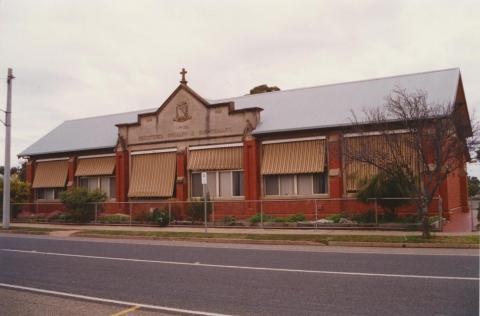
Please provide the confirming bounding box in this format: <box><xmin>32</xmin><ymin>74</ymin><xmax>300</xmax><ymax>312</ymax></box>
<box><xmin>32</xmin><ymin>160</ymin><xmax>69</xmax><ymax>188</ymax></box>
<box><xmin>75</xmin><ymin>156</ymin><xmax>116</xmax><ymax>177</ymax></box>
<box><xmin>344</xmin><ymin>134</ymin><xmax>419</xmax><ymax>191</ymax></box>
<box><xmin>128</xmin><ymin>152</ymin><xmax>176</xmax><ymax>198</ymax></box>
<box><xmin>261</xmin><ymin>140</ymin><xmax>326</xmax><ymax>175</ymax></box>
<box><xmin>188</xmin><ymin>146</ymin><xmax>243</xmax><ymax>170</ymax></box>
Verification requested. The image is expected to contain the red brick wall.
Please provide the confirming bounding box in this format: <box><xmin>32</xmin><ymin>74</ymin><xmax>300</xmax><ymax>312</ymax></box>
<box><xmin>176</xmin><ymin>150</ymin><xmax>188</xmax><ymax>201</ymax></box>
<box><xmin>67</xmin><ymin>156</ymin><xmax>76</xmax><ymax>189</ymax></box>
<box><xmin>115</xmin><ymin>150</ymin><xmax>129</xmax><ymax>203</ymax></box>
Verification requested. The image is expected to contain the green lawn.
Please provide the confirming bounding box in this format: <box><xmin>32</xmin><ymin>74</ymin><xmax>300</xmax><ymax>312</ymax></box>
<box><xmin>73</xmin><ymin>230</ymin><xmax>480</xmax><ymax>245</ymax></box>
<box><xmin>0</xmin><ymin>226</ymin><xmax>60</xmax><ymax>235</ymax></box>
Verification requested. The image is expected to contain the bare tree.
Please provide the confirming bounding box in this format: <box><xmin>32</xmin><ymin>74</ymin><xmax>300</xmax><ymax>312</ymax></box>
<box><xmin>347</xmin><ymin>88</ymin><xmax>479</xmax><ymax>238</ymax></box>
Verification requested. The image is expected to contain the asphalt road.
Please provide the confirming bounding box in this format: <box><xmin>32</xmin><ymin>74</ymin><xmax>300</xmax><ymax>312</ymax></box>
<box><xmin>0</xmin><ymin>235</ymin><xmax>478</xmax><ymax>316</ymax></box>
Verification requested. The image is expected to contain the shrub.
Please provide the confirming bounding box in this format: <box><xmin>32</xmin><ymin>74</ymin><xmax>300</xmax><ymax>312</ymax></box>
<box><xmin>397</xmin><ymin>214</ymin><xmax>418</xmax><ymax>223</ymax></box>
<box><xmin>351</xmin><ymin>210</ymin><xmax>376</xmax><ymax>223</ymax></box>
<box><xmin>286</xmin><ymin>213</ymin><xmax>306</xmax><ymax>222</ymax></box>
<box><xmin>59</xmin><ymin>187</ymin><xmax>106</xmax><ymax>223</ymax></box>
<box><xmin>325</xmin><ymin>214</ymin><xmax>342</xmax><ymax>223</ymax></box>
<box><xmin>249</xmin><ymin>213</ymin><xmax>273</xmax><ymax>224</ymax></box>
<box><xmin>146</xmin><ymin>208</ymin><xmax>170</xmax><ymax>227</ymax></box>
<box><xmin>357</xmin><ymin>167</ymin><xmax>416</xmax><ymax>220</ymax></box>
<box><xmin>98</xmin><ymin>213</ymin><xmax>130</xmax><ymax>224</ymax></box>
<box><xmin>222</xmin><ymin>216</ymin><xmax>236</xmax><ymax>226</ymax></box>
<box><xmin>249</xmin><ymin>213</ymin><xmax>305</xmax><ymax>224</ymax></box>
<box><xmin>187</xmin><ymin>197</ymin><xmax>212</xmax><ymax>223</ymax></box>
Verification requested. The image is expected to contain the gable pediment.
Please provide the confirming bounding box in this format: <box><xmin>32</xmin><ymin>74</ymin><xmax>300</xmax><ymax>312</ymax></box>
<box><xmin>117</xmin><ymin>84</ymin><xmax>262</xmax><ymax>146</ymax></box>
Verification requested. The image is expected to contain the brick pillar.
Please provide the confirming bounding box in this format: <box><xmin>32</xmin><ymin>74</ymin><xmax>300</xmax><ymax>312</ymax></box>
<box><xmin>328</xmin><ymin>134</ymin><xmax>343</xmax><ymax>198</ymax></box>
<box><xmin>459</xmin><ymin>160</ymin><xmax>469</xmax><ymax>212</ymax></box>
<box><xmin>67</xmin><ymin>156</ymin><xmax>76</xmax><ymax>189</ymax></box>
<box><xmin>328</xmin><ymin>134</ymin><xmax>343</xmax><ymax>213</ymax></box>
<box><xmin>175</xmin><ymin>150</ymin><xmax>188</xmax><ymax>201</ymax></box>
<box><xmin>244</xmin><ymin>138</ymin><xmax>260</xmax><ymax>201</ymax></box>
<box><xmin>115</xmin><ymin>150</ymin><xmax>129</xmax><ymax>203</ymax></box>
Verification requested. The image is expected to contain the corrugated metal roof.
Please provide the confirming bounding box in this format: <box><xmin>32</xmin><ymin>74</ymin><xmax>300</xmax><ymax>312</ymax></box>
<box><xmin>20</xmin><ymin>68</ymin><xmax>460</xmax><ymax>156</ymax></box>
<box><xmin>212</xmin><ymin>68</ymin><xmax>460</xmax><ymax>134</ymax></box>
<box><xmin>19</xmin><ymin>108</ymin><xmax>155</xmax><ymax>156</ymax></box>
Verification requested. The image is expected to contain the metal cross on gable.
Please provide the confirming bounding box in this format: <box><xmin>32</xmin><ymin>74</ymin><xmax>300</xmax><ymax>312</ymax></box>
<box><xmin>180</xmin><ymin>68</ymin><xmax>188</xmax><ymax>85</ymax></box>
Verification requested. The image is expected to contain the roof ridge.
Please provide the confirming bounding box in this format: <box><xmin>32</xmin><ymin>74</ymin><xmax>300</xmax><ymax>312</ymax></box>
<box><xmin>211</xmin><ymin>67</ymin><xmax>460</xmax><ymax>102</ymax></box>
<box><xmin>63</xmin><ymin>107</ymin><xmax>156</xmax><ymax>122</ymax></box>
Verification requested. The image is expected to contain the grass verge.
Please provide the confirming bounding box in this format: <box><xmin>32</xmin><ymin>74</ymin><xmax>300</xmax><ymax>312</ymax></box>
<box><xmin>73</xmin><ymin>230</ymin><xmax>480</xmax><ymax>245</ymax></box>
<box><xmin>0</xmin><ymin>226</ymin><xmax>60</xmax><ymax>235</ymax></box>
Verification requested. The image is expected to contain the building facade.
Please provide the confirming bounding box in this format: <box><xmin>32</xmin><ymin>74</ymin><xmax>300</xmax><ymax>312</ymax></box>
<box><xmin>19</xmin><ymin>68</ymin><xmax>471</xmax><ymax>219</ymax></box>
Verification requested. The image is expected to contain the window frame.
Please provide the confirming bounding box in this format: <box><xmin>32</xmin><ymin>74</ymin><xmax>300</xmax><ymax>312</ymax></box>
<box><xmin>190</xmin><ymin>170</ymin><xmax>244</xmax><ymax>199</ymax></box>
<box><xmin>77</xmin><ymin>176</ymin><xmax>116</xmax><ymax>200</ymax></box>
<box><xmin>35</xmin><ymin>188</ymin><xmax>64</xmax><ymax>201</ymax></box>
<box><xmin>262</xmin><ymin>173</ymin><xmax>329</xmax><ymax>198</ymax></box>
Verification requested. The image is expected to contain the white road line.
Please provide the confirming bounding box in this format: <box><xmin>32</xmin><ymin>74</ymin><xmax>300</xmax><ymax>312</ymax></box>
<box><xmin>0</xmin><ymin>282</ymin><xmax>231</xmax><ymax>316</ymax></box>
<box><xmin>2</xmin><ymin>248</ymin><xmax>478</xmax><ymax>281</ymax></box>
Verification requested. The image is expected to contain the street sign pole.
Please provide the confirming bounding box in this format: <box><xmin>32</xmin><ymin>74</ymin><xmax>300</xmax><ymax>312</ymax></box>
<box><xmin>201</xmin><ymin>172</ymin><xmax>207</xmax><ymax>233</ymax></box>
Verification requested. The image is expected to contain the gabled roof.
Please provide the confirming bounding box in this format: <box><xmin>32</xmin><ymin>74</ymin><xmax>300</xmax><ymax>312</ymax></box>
<box><xmin>19</xmin><ymin>108</ymin><xmax>155</xmax><ymax>156</ymax></box>
<box><xmin>19</xmin><ymin>68</ymin><xmax>462</xmax><ymax>157</ymax></box>
<box><xmin>211</xmin><ymin>68</ymin><xmax>461</xmax><ymax>134</ymax></box>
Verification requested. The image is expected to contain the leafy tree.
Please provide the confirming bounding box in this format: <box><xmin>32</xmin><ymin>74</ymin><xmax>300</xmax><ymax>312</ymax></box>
<box><xmin>0</xmin><ymin>175</ymin><xmax>31</xmax><ymax>218</ymax></box>
<box><xmin>349</xmin><ymin>88</ymin><xmax>479</xmax><ymax>237</ymax></box>
<box><xmin>357</xmin><ymin>167</ymin><xmax>416</xmax><ymax>221</ymax></box>
<box><xmin>468</xmin><ymin>176</ymin><xmax>480</xmax><ymax>197</ymax></box>
<box><xmin>59</xmin><ymin>187</ymin><xmax>106</xmax><ymax>223</ymax></box>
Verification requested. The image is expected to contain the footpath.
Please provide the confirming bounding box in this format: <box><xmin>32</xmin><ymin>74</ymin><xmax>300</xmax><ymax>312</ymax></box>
<box><xmin>1</xmin><ymin>223</ymin><xmax>478</xmax><ymax>249</ymax></box>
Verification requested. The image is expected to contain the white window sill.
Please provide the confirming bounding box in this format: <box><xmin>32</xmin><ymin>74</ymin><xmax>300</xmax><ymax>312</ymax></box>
<box><xmin>262</xmin><ymin>194</ymin><xmax>330</xmax><ymax>200</ymax></box>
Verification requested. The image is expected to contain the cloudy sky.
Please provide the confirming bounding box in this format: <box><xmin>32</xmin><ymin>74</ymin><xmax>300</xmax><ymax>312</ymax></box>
<box><xmin>0</xmin><ymin>0</ymin><xmax>478</xmax><ymax>176</ymax></box>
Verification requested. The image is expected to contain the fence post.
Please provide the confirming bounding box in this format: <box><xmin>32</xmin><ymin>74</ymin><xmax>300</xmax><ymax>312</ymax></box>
<box><xmin>314</xmin><ymin>199</ymin><xmax>318</xmax><ymax>230</ymax></box>
<box><xmin>168</xmin><ymin>202</ymin><xmax>172</xmax><ymax>224</ymax></box>
<box><xmin>212</xmin><ymin>200</ymin><xmax>215</xmax><ymax>227</ymax></box>
<box><xmin>94</xmin><ymin>203</ymin><xmax>98</xmax><ymax>224</ymax></box>
<box><xmin>129</xmin><ymin>202</ymin><xmax>132</xmax><ymax>226</ymax></box>
<box><xmin>374</xmin><ymin>198</ymin><xmax>378</xmax><ymax>227</ymax></box>
<box><xmin>260</xmin><ymin>200</ymin><xmax>264</xmax><ymax>229</ymax></box>
<box><xmin>438</xmin><ymin>196</ymin><xmax>443</xmax><ymax>231</ymax></box>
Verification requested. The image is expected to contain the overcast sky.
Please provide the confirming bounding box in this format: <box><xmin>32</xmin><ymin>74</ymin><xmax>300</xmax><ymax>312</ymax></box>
<box><xmin>0</xmin><ymin>0</ymin><xmax>478</xmax><ymax>177</ymax></box>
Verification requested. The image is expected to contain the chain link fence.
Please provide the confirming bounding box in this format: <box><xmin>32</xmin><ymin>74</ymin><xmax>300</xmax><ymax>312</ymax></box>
<box><xmin>4</xmin><ymin>197</ymin><xmax>445</xmax><ymax>231</ymax></box>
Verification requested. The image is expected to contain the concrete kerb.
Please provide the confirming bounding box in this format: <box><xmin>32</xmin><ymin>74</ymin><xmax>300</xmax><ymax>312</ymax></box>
<box><xmin>3</xmin><ymin>223</ymin><xmax>479</xmax><ymax>249</ymax></box>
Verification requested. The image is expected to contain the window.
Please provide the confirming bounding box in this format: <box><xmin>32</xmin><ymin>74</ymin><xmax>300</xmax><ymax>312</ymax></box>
<box><xmin>265</xmin><ymin>175</ymin><xmax>279</xmax><ymax>195</ymax></box>
<box><xmin>78</xmin><ymin>176</ymin><xmax>116</xmax><ymax>199</ymax></box>
<box><xmin>191</xmin><ymin>173</ymin><xmax>203</xmax><ymax>197</ymax></box>
<box><xmin>191</xmin><ymin>170</ymin><xmax>244</xmax><ymax>198</ymax></box>
<box><xmin>36</xmin><ymin>188</ymin><xmax>64</xmax><ymax>200</ymax></box>
<box><xmin>279</xmin><ymin>175</ymin><xmax>295</xmax><ymax>195</ymax></box>
<box><xmin>219</xmin><ymin>171</ymin><xmax>232</xmax><ymax>197</ymax></box>
<box><xmin>263</xmin><ymin>173</ymin><xmax>327</xmax><ymax>196</ymax></box>
<box><xmin>232</xmin><ymin>171</ymin><xmax>244</xmax><ymax>196</ymax></box>
<box><xmin>313</xmin><ymin>173</ymin><xmax>327</xmax><ymax>194</ymax></box>
<box><xmin>297</xmin><ymin>174</ymin><xmax>312</xmax><ymax>195</ymax></box>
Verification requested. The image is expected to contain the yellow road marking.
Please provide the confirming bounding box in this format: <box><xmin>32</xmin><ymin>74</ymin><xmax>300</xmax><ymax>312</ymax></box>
<box><xmin>111</xmin><ymin>305</ymin><xmax>140</xmax><ymax>316</ymax></box>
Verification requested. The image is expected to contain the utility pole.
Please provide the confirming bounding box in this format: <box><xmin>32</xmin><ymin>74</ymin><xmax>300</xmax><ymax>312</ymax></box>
<box><xmin>2</xmin><ymin>68</ymin><xmax>14</xmax><ymax>229</ymax></box>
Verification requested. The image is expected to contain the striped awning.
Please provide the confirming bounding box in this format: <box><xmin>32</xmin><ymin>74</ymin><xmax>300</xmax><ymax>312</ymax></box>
<box><xmin>188</xmin><ymin>146</ymin><xmax>243</xmax><ymax>170</ymax></box>
<box><xmin>128</xmin><ymin>152</ymin><xmax>176</xmax><ymax>198</ymax></box>
<box><xmin>344</xmin><ymin>134</ymin><xmax>419</xmax><ymax>191</ymax></box>
<box><xmin>32</xmin><ymin>160</ymin><xmax>69</xmax><ymax>188</ymax></box>
<box><xmin>261</xmin><ymin>140</ymin><xmax>326</xmax><ymax>175</ymax></box>
<box><xmin>75</xmin><ymin>156</ymin><xmax>116</xmax><ymax>176</ymax></box>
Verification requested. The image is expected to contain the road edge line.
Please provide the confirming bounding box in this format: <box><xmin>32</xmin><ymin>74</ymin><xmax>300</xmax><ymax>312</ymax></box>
<box><xmin>0</xmin><ymin>282</ymin><xmax>231</xmax><ymax>316</ymax></box>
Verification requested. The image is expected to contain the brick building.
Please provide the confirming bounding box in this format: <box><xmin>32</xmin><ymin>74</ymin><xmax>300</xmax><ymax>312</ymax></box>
<box><xmin>19</xmin><ymin>68</ymin><xmax>471</xmax><ymax>219</ymax></box>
